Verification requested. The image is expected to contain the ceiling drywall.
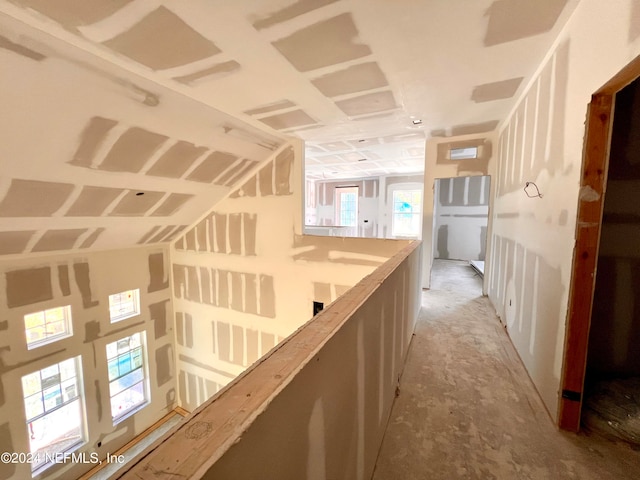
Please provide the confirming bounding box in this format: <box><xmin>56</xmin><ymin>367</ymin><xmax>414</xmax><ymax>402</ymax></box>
<box><xmin>0</xmin><ymin>0</ymin><xmax>579</xmax><ymax>254</ymax></box>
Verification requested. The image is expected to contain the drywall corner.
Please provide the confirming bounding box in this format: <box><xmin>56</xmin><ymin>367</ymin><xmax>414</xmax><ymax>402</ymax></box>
<box><xmin>291</xmin><ymin>137</ymin><xmax>306</xmax><ymax>236</ymax></box>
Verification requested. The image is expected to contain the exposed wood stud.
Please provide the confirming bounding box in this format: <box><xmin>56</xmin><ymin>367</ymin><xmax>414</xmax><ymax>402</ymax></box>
<box><xmin>560</xmin><ymin>54</ymin><xmax>640</xmax><ymax>432</ymax></box>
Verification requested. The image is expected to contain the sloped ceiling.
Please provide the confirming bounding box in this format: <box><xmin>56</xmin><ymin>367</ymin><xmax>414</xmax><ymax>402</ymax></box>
<box><xmin>0</xmin><ymin>0</ymin><xmax>578</xmax><ymax>255</ymax></box>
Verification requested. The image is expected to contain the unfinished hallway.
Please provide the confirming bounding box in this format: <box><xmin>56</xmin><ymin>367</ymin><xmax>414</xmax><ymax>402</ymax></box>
<box><xmin>373</xmin><ymin>260</ymin><xmax>640</xmax><ymax>480</ymax></box>
<box><xmin>5</xmin><ymin>1</ymin><xmax>640</xmax><ymax>478</ymax></box>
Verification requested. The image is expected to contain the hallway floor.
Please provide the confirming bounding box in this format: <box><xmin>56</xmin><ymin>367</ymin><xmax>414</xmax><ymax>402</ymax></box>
<box><xmin>372</xmin><ymin>259</ymin><xmax>640</xmax><ymax>480</ymax></box>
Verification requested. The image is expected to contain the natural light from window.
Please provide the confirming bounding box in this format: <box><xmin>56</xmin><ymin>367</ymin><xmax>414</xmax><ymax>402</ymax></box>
<box><xmin>108</xmin><ymin>289</ymin><xmax>140</xmax><ymax>323</ymax></box>
<box><xmin>107</xmin><ymin>332</ymin><xmax>148</xmax><ymax>423</ymax></box>
<box><xmin>392</xmin><ymin>190</ymin><xmax>422</xmax><ymax>237</ymax></box>
<box><xmin>450</xmin><ymin>146</ymin><xmax>478</xmax><ymax>160</ymax></box>
<box><xmin>22</xmin><ymin>357</ymin><xmax>85</xmax><ymax>474</ymax></box>
<box><xmin>24</xmin><ymin>305</ymin><xmax>73</xmax><ymax>349</ymax></box>
<box><xmin>335</xmin><ymin>187</ymin><xmax>358</xmax><ymax>227</ymax></box>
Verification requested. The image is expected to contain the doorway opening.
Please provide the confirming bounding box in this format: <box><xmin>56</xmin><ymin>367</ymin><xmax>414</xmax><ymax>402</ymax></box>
<box><xmin>559</xmin><ymin>55</ymin><xmax>640</xmax><ymax>434</ymax></box>
<box><xmin>432</xmin><ymin>175</ymin><xmax>490</xmax><ymax>281</ymax></box>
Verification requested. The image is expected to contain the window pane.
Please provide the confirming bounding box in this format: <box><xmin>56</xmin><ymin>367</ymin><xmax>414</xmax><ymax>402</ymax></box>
<box><xmin>43</xmin><ymin>385</ymin><xmax>62</xmax><ymax>412</ymax></box>
<box><xmin>117</xmin><ymin>338</ymin><xmax>131</xmax><ymax>354</ymax></box>
<box><xmin>109</xmin><ymin>289</ymin><xmax>140</xmax><ymax>322</ymax></box>
<box><xmin>24</xmin><ymin>393</ymin><xmax>44</xmax><ymax>420</ymax></box>
<box><xmin>26</xmin><ymin>326</ymin><xmax>45</xmax><ymax>343</ymax></box>
<box><xmin>24</xmin><ymin>306</ymin><xmax>72</xmax><ymax>349</ymax></box>
<box><xmin>23</xmin><ymin>357</ymin><xmax>86</xmax><ymax>472</ymax></box>
<box><xmin>392</xmin><ymin>190</ymin><xmax>422</xmax><ymax>237</ymax></box>
<box><xmin>24</xmin><ymin>312</ymin><xmax>44</xmax><ymax>329</ymax></box>
<box><xmin>106</xmin><ymin>342</ymin><xmax>118</xmax><ymax>360</ymax></box>
<box><xmin>28</xmin><ymin>399</ymin><xmax>83</xmax><ymax>471</ymax></box>
<box><xmin>22</xmin><ymin>372</ymin><xmax>41</xmax><ymax>397</ymax></box>
<box><xmin>107</xmin><ymin>333</ymin><xmax>148</xmax><ymax>423</ymax></box>
<box><xmin>108</xmin><ymin>358</ymin><xmax>119</xmax><ymax>382</ymax></box>
<box><xmin>59</xmin><ymin>358</ymin><xmax>76</xmax><ymax>381</ymax></box>
<box><xmin>45</xmin><ymin>307</ymin><xmax>65</xmax><ymax>322</ymax></box>
<box><xmin>130</xmin><ymin>333</ymin><xmax>141</xmax><ymax>349</ymax></box>
<box><xmin>61</xmin><ymin>379</ymin><xmax>78</xmax><ymax>402</ymax></box>
<box><xmin>40</xmin><ymin>365</ymin><xmax>60</xmax><ymax>388</ymax></box>
<box><xmin>131</xmin><ymin>347</ymin><xmax>143</xmax><ymax>369</ymax></box>
<box><xmin>111</xmin><ymin>382</ymin><xmax>145</xmax><ymax>420</ymax></box>
<box><xmin>337</xmin><ymin>190</ymin><xmax>358</xmax><ymax>227</ymax></box>
<box><xmin>109</xmin><ymin>368</ymin><xmax>144</xmax><ymax>397</ymax></box>
<box><xmin>47</xmin><ymin>321</ymin><xmax>66</xmax><ymax>336</ymax></box>
<box><xmin>117</xmin><ymin>353</ymin><xmax>132</xmax><ymax>376</ymax></box>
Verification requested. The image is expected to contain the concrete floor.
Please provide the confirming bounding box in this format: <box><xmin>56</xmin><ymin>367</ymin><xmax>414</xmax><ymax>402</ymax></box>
<box><xmin>372</xmin><ymin>259</ymin><xmax>640</xmax><ymax>480</ymax></box>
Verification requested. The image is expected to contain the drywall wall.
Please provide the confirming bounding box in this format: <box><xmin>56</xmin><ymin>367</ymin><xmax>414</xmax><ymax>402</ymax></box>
<box><xmin>487</xmin><ymin>0</ymin><xmax>640</xmax><ymax>421</ymax></box>
<box><xmin>0</xmin><ymin>245</ymin><xmax>175</xmax><ymax>480</ymax></box>
<box><xmin>587</xmin><ymin>77</ymin><xmax>640</xmax><ymax>377</ymax></box>
<box><xmin>312</xmin><ymin>178</ymin><xmax>379</xmax><ymax>237</ymax></box>
<box><xmin>0</xmin><ymin>11</ymin><xmax>282</xmax><ymax>256</ymax></box>
<box><xmin>310</xmin><ymin>174</ymin><xmax>423</xmax><ymax>238</ymax></box>
<box><xmin>171</xmin><ymin>142</ymin><xmax>412</xmax><ymax>412</ymax></box>
<box><xmin>433</xmin><ymin>176</ymin><xmax>490</xmax><ymax>261</ymax></box>
<box><xmin>120</xmin><ymin>241</ymin><xmax>422</xmax><ymax>480</ymax></box>
<box><xmin>421</xmin><ymin>133</ymin><xmax>497</xmax><ymax>292</ymax></box>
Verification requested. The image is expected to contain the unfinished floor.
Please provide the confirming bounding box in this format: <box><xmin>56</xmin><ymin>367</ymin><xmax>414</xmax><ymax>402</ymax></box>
<box><xmin>372</xmin><ymin>259</ymin><xmax>640</xmax><ymax>480</ymax></box>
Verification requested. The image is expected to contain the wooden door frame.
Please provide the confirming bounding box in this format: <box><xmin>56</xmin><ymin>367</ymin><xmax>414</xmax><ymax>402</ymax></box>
<box><xmin>559</xmin><ymin>54</ymin><xmax>640</xmax><ymax>431</ymax></box>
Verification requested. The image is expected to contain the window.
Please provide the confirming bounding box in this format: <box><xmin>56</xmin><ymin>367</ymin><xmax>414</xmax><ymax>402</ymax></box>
<box><xmin>450</xmin><ymin>146</ymin><xmax>478</xmax><ymax>160</ymax></box>
<box><xmin>109</xmin><ymin>289</ymin><xmax>140</xmax><ymax>323</ymax></box>
<box><xmin>335</xmin><ymin>187</ymin><xmax>358</xmax><ymax>226</ymax></box>
<box><xmin>392</xmin><ymin>190</ymin><xmax>422</xmax><ymax>237</ymax></box>
<box><xmin>24</xmin><ymin>306</ymin><xmax>73</xmax><ymax>349</ymax></box>
<box><xmin>107</xmin><ymin>332</ymin><xmax>149</xmax><ymax>423</ymax></box>
<box><xmin>22</xmin><ymin>357</ymin><xmax>85</xmax><ymax>473</ymax></box>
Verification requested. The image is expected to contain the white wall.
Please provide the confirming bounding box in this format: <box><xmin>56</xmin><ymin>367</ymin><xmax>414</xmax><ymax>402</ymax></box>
<box><xmin>433</xmin><ymin>176</ymin><xmax>490</xmax><ymax>261</ymax></box>
<box><xmin>488</xmin><ymin>0</ymin><xmax>640</xmax><ymax>421</ymax></box>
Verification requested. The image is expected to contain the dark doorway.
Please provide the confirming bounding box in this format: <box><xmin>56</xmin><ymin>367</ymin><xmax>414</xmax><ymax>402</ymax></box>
<box><xmin>580</xmin><ymin>76</ymin><xmax>640</xmax><ymax>444</ymax></box>
<box><xmin>559</xmin><ymin>54</ymin><xmax>640</xmax><ymax>432</ymax></box>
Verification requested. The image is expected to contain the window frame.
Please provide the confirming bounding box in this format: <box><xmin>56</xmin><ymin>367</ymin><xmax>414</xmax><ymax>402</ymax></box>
<box><xmin>24</xmin><ymin>305</ymin><xmax>73</xmax><ymax>350</ymax></box>
<box><xmin>106</xmin><ymin>331</ymin><xmax>150</xmax><ymax>424</ymax></box>
<box><xmin>450</xmin><ymin>146</ymin><xmax>479</xmax><ymax>160</ymax></box>
<box><xmin>21</xmin><ymin>356</ymin><xmax>86</xmax><ymax>474</ymax></box>
<box><xmin>390</xmin><ymin>186</ymin><xmax>423</xmax><ymax>238</ymax></box>
<box><xmin>108</xmin><ymin>289</ymin><xmax>140</xmax><ymax>323</ymax></box>
<box><xmin>334</xmin><ymin>186</ymin><xmax>359</xmax><ymax>227</ymax></box>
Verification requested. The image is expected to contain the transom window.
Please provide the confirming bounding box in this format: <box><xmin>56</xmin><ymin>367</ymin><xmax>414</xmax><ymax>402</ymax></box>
<box><xmin>22</xmin><ymin>357</ymin><xmax>85</xmax><ymax>473</ymax></box>
<box><xmin>107</xmin><ymin>332</ymin><xmax>149</xmax><ymax>423</ymax></box>
<box><xmin>450</xmin><ymin>146</ymin><xmax>479</xmax><ymax>160</ymax></box>
<box><xmin>24</xmin><ymin>305</ymin><xmax>73</xmax><ymax>349</ymax></box>
<box><xmin>335</xmin><ymin>186</ymin><xmax>358</xmax><ymax>227</ymax></box>
<box><xmin>109</xmin><ymin>289</ymin><xmax>140</xmax><ymax>323</ymax></box>
<box><xmin>392</xmin><ymin>190</ymin><xmax>422</xmax><ymax>237</ymax></box>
